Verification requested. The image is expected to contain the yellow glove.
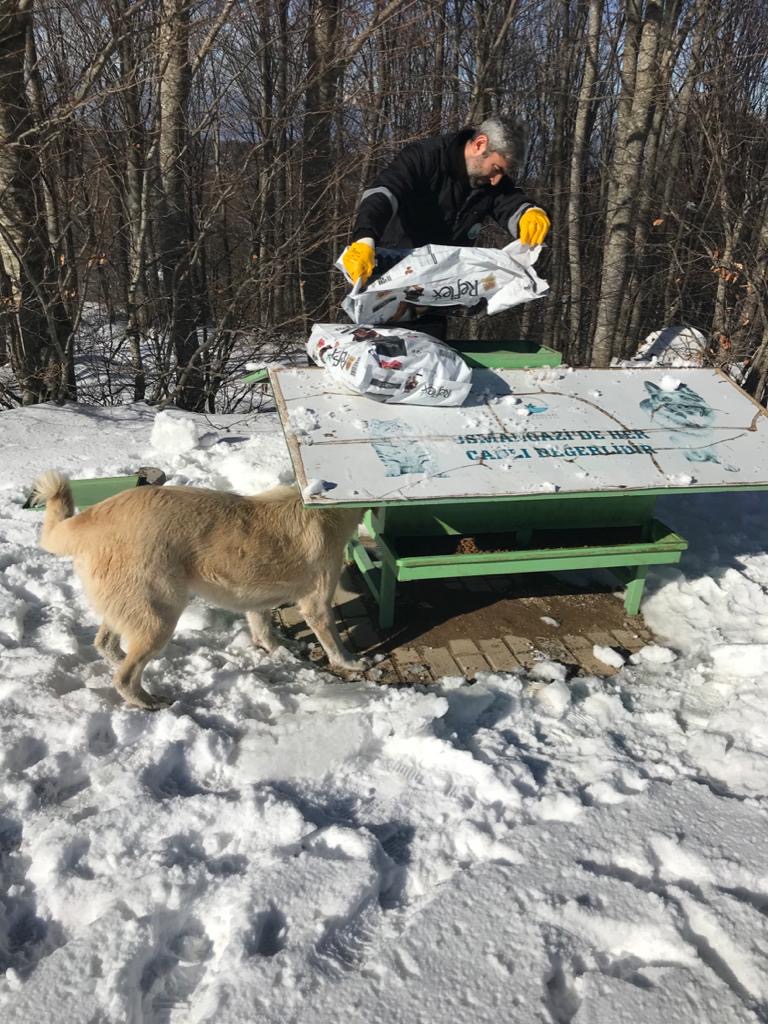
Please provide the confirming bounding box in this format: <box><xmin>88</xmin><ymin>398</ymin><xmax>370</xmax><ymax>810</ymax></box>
<box><xmin>341</xmin><ymin>239</ymin><xmax>375</xmax><ymax>285</ymax></box>
<box><xmin>518</xmin><ymin>207</ymin><xmax>551</xmax><ymax>246</ymax></box>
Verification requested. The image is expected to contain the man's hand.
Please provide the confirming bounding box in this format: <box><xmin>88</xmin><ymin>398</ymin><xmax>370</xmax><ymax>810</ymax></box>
<box><xmin>341</xmin><ymin>238</ymin><xmax>375</xmax><ymax>286</ymax></box>
<box><xmin>518</xmin><ymin>208</ymin><xmax>551</xmax><ymax>246</ymax></box>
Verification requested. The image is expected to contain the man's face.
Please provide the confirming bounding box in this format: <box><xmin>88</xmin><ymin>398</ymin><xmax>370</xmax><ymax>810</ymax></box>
<box><xmin>465</xmin><ymin>134</ymin><xmax>509</xmax><ymax>188</ymax></box>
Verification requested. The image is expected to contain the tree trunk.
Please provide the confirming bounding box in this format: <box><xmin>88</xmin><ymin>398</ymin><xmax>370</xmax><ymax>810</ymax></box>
<box><xmin>567</xmin><ymin>0</ymin><xmax>603</xmax><ymax>362</ymax></box>
<box><xmin>301</xmin><ymin>0</ymin><xmax>341</xmax><ymax>324</ymax></box>
<box><xmin>157</xmin><ymin>0</ymin><xmax>204</xmax><ymax>410</ymax></box>
<box><xmin>0</xmin><ymin>0</ymin><xmax>72</xmax><ymax>403</ymax></box>
<box><xmin>591</xmin><ymin>0</ymin><xmax>663</xmax><ymax>366</ymax></box>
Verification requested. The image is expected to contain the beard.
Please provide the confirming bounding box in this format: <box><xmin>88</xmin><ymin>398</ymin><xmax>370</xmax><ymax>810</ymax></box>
<box><xmin>466</xmin><ymin>152</ymin><xmax>495</xmax><ymax>188</ymax></box>
<box><xmin>468</xmin><ymin>173</ymin><xmax>493</xmax><ymax>188</ymax></box>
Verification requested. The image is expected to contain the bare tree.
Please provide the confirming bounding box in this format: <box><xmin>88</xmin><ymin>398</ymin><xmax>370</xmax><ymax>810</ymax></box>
<box><xmin>0</xmin><ymin>0</ymin><xmax>72</xmax><ymax>403</ymax></box>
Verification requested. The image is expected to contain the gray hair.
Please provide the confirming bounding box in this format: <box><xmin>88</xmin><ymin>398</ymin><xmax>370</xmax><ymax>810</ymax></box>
<box><xmin>473</xmin><ymin>115</ymin><xmax>529</xmax><ymax>169</ymax></box>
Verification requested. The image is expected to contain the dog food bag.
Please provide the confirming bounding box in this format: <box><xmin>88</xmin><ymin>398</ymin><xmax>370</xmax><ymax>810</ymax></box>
<box><xmin>307</xmin><ymin>323</ymin><xmax>473</xmax><ymax>407</ymax></box>
<box><xmin>336</xmin><ymin>240</ymin><xmax>548</xmax><ymax>325</ymax></box>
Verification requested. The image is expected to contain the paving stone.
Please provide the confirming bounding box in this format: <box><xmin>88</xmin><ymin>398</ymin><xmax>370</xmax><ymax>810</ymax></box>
<box><xmin>421</xmin><ymin>646</ymin><xmax>461</xmax><ymax>678</ymax></box>
<box><xmin>562</xmin><ymin>634</ymin><xmax>617</xmax><ymax>676</ymax></box>
<box><xmin>346</xmin><ymin>620</ymin><xmax>383</xmax><ymax>653</ymax></box>
<box><xmin>533</xmin><ymin>637</ymin><xmax>575</xmax><ymax>665</ymax></box>
<box><xmin>365</xmin><ymin>658</ymin><xmax>399</xmax><ymax>684</ymax></box>
<box><xmin>453</xmin><ymin>652</ymin><xmax>491</xmax><ymax>677</ymax></box>
<box><xmin>398</xmin><ymin>663</ymin><xmax>432</xmax><ymax>684</ymax></box>
<box><xmin>335</xmin><ymin>566</ymin><xmax>366</xmax><ymax>600</ymax></box>
<box><xmin>611</xmin><ymin>629</ymin><xmax>645</xmax><ymax>652</ymax></box>
<box><xmin>503</xmin><ymin>635</ymin><xmax>539</xmax><ymax>669</ymax></box>
<box><xmin>279</xmin><ymin>604</ymin><xmax>305</xmax><ymax>628</ymax></box>
<box><xmin>632</xmin><ymin>624</ymin><xmax>655</xmax><ymax>642</ymax></box>
<box><xmin>391</xmin><ymin>646</ymin><xmax>431</xmax><ymax>684</ymax></box>
<box><xmin>276</xmin><ymin>610</ymin><xmax>314</xmax><ymax>642</ymax></box>
<box><xmin>335</xmin><ymin>595</ymin><xmax>370</xmax><ymax>620</ymax></box>
<box><xmin>394</xmin><ymin>646</ymin><xmax>425</xmax><ymax>665</ymax></box>
<box><xmin>448</xmin><ymin>639</ymin><xmax>481</xmax><ymax>656</ymax></box>
<box><xmin>478</xmin><ymin>639</ymin><xmax>521</xmax><ymax>671</ymax></box>
<box><xmin>587</xmin><ymin>630</ymin><xmax>620</xmax><ymax>649</ymax></box>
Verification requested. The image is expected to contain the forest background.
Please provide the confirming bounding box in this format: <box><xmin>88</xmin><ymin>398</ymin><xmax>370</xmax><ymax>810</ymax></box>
<box><xmin>1</xmin><ymin>0</ymin><xmax>767</xmax><ymax>412</ymax></box>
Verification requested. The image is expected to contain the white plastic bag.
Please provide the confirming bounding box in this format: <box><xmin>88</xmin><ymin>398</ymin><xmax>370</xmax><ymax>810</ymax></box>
<box><xmin>336</xmin><ymin>240</ymin><xmax>548</xmax><ymax>325</ymax></box>
<box><xmin>307</xmin><ymin>323</ymin><xmax>472</xmax><ymax>406</ymax></box>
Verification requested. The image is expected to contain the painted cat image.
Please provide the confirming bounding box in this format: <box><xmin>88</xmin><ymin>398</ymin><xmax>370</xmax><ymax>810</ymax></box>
<box><xmin>640</xmin><ymin>381</ymin><xmax>737</xmax><ymax>470</ymax></box>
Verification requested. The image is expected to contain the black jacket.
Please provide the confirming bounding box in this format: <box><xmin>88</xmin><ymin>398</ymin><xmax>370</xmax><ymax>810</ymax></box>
<box><xmin>352</xmin><ymin>128</ymin><xmax>535</xmax><ymax>248</ymax></box>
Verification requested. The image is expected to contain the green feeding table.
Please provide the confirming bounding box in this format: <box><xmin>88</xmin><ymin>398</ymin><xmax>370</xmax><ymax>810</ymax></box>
<box><xmin>24</xmin><ymin>466</ymin><xmax>167</xmax><ymax>511</ymax></box>
<box><xmin>454</xmin><ymin>339</ymin><xmax>562</xmax><ymax>370</ymax></box>
<box><xmin>270</xmin><ymin>356</ymin><xmax>768</xmax><ymax>629</ymax></box>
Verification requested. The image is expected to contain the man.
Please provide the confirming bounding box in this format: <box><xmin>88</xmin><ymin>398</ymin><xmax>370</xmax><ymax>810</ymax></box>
<box><xmin>342</xmin><ymin>114</ymin><xmax>551</xmax><ymax>287</ymax></box>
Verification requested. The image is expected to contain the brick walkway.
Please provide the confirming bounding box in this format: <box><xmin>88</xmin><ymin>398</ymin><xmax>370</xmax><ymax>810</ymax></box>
<box><xmin>277</xmin><ymin>563</ymin><xmax>656</xmax><ymax>685</ymax></box>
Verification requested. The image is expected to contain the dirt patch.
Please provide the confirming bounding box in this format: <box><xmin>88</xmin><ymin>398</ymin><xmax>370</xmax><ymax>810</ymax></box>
<box><xmin>378</xmin><ymin>573</ymin><xmax>647</xmax><ymax>650</ymax></box>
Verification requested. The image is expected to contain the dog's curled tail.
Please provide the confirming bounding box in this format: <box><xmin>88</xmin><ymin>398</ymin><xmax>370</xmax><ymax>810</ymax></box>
<box><xmin>33</xmin><ymin>470</ymin><xmax>76</xmax><ymax>555</ymax></box>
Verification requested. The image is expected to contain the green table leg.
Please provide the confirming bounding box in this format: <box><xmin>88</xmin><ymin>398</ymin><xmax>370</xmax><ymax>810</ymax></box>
<box><xmin>378</xmin><ymin>561</ymin><xmax>397</xmax><ymax>629</ymax></box>
<box><xmin>624</xmin><ymin>565</ymin><xmax>649</xmax><ymax>615</ymax></box>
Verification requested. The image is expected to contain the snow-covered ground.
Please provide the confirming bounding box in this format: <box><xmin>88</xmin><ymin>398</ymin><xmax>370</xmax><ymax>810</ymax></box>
<box><xmin>1</xmin><ymin>400</ymin><xmax>768</xmax><ymax>1023</ymax></box>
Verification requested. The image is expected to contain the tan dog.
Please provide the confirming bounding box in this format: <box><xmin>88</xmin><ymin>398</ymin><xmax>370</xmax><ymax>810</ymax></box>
<box><xmin>33</xmin><ymin>472</ymin><xmax>365</xmax><ymax>709</ymax></box>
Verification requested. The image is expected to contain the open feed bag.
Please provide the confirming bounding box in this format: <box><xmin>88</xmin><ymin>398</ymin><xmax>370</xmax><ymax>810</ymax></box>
<box><xmin>336</xmin><ymin>240</ymin><xmax>548</xmax><ymax>325</ymax></box>
<box><xmin>307</xmin><ymin>323</ymin><xmax>472</xmax><ymax>407</ymax></box>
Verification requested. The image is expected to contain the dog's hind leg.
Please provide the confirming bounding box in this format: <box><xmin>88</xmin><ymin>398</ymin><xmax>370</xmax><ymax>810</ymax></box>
<box><xmin>297</xmin><ymin>595</ymin><xmax>363</xmax><ymax>673</ymax></box>
<box><xmin>246</xmin><ymin>609</ymin><xmax>281</xmax><ymax>653</ymax></box>
<box><xmin>94</xmin><ymin>623</ymin><xmax>125</xmax><ymax>666</ymax></box>
<box><xmin>112</xmin><ymin>618</ymin><xmax>177</xmax><ymax>710</ymax></box>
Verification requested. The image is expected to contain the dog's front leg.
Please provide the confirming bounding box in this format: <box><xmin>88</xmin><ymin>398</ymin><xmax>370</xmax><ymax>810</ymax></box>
<box><xmin>297</xmin><ymin>597</ymin><xmax>365</xmax><ymax>674</ymax></box>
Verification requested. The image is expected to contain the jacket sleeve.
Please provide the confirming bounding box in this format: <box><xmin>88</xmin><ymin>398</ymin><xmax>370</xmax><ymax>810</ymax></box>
<box><xmin>489</xmin><ymin>180</ymin><xmax>537</xmax><ymax>238</ymax></box>
<box><xmin>352</xmin><ymin>142</ymin><xmax>429</xmax><ymax>243</ymax></box>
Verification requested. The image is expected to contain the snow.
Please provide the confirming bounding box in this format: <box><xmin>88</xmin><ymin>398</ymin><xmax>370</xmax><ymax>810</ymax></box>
<box><xmin>2</xmin><ymin>400</ymin><xmax>768</xmax><ymax>1022</ymax></box>
<box><xmin>630</xmin><ymin>643</ymin><xmax>677</xmax><ymax>665</ymax></box>
<box><xmin>301</xmin><ymin>479</ymin><xmax>326</xmax><ymax>500</ymax></box>
<box><xmin>149</xmin><ymin>411</ymin><xmax>201</xmax><ymax>455</ymax></box>
<box><xmin>592</xmin><ymin>644</ymin><xmax>626</xmax><ymax>669</ymax></box>
<box><xmin>711</xmin><ymin>644</ymin><xmax>768</xmax><ymax>678</ymax></box>
<box><xmin>632</xmin><ymin>325</ymin><xmax>709</xmax><ymax>367</ymax></box>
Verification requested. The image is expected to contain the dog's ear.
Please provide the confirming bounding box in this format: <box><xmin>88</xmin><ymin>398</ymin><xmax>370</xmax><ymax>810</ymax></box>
<box><xmin>644</xmin><ymin>381</ymin><xmax>660</xmax><ymax>394</ymax></box>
